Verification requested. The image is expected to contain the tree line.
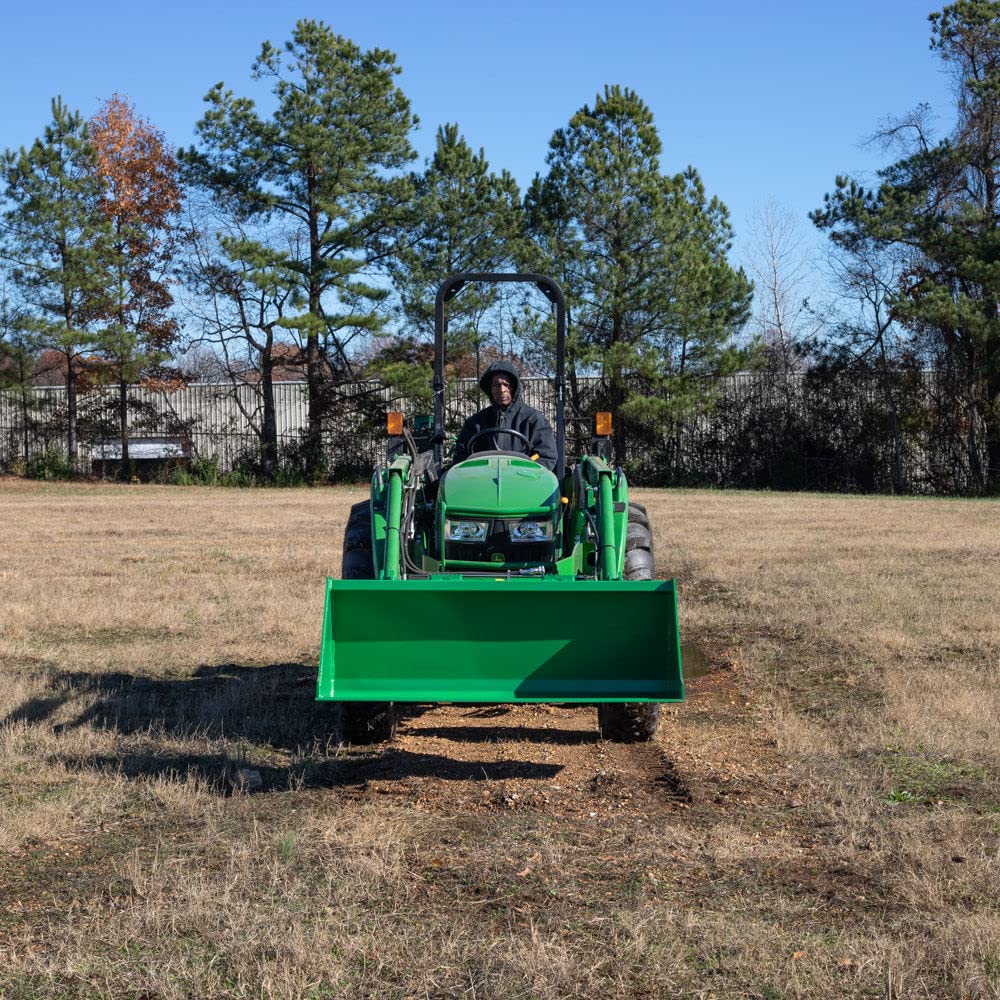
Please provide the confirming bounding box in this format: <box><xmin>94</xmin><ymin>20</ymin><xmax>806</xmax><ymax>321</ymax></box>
<box><xmin>1</xmin><ymin>3</ymin><xmax>998</xmax><ymax>491</ymax></box>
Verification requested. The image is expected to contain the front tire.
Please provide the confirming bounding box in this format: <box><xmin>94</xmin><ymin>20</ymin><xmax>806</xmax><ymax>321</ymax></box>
<box><xmin>339</xmin><ymin>502</ymin><xmax>395</xmax><ymax>743</ymax></box>
<box><xmin>598</xmin><ymin>702</ymin><xmax>660</xmax><ymax>743</ymax></box>
<box><xmin>599</xmin><ymin>502</ymin><xmax>660</xmax><ymax>742</ymax></box>
<box><xmin>340</xmin><ymin>702</ymin><xmax>398</xmax><ymax>744</ymax></box>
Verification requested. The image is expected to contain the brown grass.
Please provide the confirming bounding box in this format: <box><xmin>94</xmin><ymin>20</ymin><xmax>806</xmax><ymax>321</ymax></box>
<box><xmin>1</xmin><ymin>477</ymin><xmax>999</xmax><ymax>998</ymax></box>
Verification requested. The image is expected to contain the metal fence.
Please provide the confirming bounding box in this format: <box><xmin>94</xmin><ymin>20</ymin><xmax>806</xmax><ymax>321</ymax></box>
<box><xmin>0</xmin><ymin>378</ymin><xmax>505</xmax><ymax>476</ymax></box>
<box><xmin>0</xmin><ymin>371</ymin><xmax>992</xmax><ymax>494</ymax></box>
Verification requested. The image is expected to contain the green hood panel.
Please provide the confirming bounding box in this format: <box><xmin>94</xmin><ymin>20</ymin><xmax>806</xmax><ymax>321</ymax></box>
<box><xmin>441</xmin><ymin>457</ymin><xmax>559</xmax><ymax>513</ymax></box>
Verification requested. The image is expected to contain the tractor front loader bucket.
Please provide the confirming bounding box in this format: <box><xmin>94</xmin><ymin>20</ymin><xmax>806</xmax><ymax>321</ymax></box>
<box><xmin>317</xmin><ymin>577</ymin><xmax>683</xmax><ymax>703</ymax></box>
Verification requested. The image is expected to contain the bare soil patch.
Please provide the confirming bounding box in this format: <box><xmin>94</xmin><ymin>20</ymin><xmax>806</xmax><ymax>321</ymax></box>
<box><xmin>1</xmin><ymin>478</ymin><xmax>998</xmax><ymax>998</ymax></box>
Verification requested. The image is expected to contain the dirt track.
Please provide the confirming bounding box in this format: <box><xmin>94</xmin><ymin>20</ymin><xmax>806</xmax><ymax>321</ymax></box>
<box><xmin>336</xmin><ymin>647</ymin><xmax>795</xmax><ymax>825</ymax></box>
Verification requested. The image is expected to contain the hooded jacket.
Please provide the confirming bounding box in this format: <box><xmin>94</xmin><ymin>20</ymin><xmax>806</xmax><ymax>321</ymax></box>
<box><xmin>453</xmin><ymin>361</ymin><xmax>558</xmax><ymax>471</ymax></box>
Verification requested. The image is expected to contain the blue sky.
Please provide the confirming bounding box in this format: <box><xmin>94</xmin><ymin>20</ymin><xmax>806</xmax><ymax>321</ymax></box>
<box><xmin>1</xmin><ymin>0</ymin><xmax>956</xmax><ymax>277</ymax></box>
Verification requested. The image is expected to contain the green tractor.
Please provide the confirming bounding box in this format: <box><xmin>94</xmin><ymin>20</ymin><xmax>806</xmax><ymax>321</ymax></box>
<box><xmin>318</xmin><ymin>274</ymin><xmax>683</xmax><ymax>743</ymax></box>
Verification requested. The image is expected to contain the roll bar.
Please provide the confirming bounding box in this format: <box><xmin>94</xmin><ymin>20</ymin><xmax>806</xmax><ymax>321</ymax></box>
<box><xmin>433</xmin><ymin>273</ymin><xmax>566</xmax><ymax>479</ymax></box>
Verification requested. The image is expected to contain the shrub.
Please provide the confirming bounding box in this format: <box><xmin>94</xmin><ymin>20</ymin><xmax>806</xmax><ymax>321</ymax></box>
<box><xmin>165</xmin><ymin>449</ymin><xmax>312</xmax><ymax>488</ymax></box>
<box><xmin>169</xmin><ymin>455</ymin><xmax>224</xmax><ymax>486</ymax></box>
<box><xmin>25</xmin><ymin>446</ymin><xmax>76</xmax><ymax>481</ymax></box>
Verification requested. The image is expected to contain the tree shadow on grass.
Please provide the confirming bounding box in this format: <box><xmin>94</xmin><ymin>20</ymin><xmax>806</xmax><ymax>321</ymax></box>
<box><xmin>5</xmin><ymin>664</ymin><xmax>566</xmax><ymax>795</ymax></box>
<box><xmin>4</xmin><ymin>662</ymin><xmax>332</xmax><ymax>752</ymax></box>
<box><xmin>59</xmin><ymin>747</ymin><xmax>561</xmax><ymax>795</ymax></box>
<box><xmin>4</xmin><ymin>668</ymin><xmax>596</xmax><ymax>752</ymax></box>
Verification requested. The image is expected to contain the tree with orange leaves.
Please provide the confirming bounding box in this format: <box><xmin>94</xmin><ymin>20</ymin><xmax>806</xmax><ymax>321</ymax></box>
<box><xmin>90</xmin><ymin>94</ymin><xmax>182</xmax><ymax>473</ymax></box>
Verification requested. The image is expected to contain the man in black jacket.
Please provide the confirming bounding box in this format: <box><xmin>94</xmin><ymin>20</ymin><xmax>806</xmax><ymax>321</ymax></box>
<box><xmin>453</xmin><ymin>360</ymin><xmax>558</xmax><ymax>471</ymax></box>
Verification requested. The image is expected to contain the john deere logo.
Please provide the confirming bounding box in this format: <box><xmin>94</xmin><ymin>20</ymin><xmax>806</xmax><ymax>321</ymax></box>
<box><xmin>491</xmin><ymin>553</ymin><xmax>504</xmax><ymax>563</ymax></box>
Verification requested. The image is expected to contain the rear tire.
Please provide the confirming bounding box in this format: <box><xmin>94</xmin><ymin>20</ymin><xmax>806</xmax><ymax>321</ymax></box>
<box><xmin>344</xmin><ymin>517</ymin><xmax>372</xmax><ymax>552</ymax></box>
<box><xmin>342</xmin><ymin>547</ymin><xmax>374</xmax><ymax>579</ymax></box>
<box><xmin>626</xmin><ymin>521</ymin><xmax>653</xmax><ymax>551</ymax></box>
<box><xmin>338</xmin><ymin>503</ymin><xmax>395</xmax><ymax>743</ymax></box>
<box><xmin>628</xmin><ymin>502</ymin><xmax>650</xmax><ymax>529</ymax></box>
<box><xmin>342</xmin><ymin>502</ymin><xmax>374</xmax><ymax>578</ymax></box>
<box><xmin>624</xmin><ymin>546</ymin><xmax>655</xmax><ymax>581</ymax></box>
<box><xmin>599</xmin><ymin>502</ymin><xmax>660</xmax><ymax>742</ymax></box>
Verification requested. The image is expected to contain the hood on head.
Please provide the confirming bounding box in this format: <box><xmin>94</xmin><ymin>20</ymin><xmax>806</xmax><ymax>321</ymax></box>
<box><xmin>478</xmin><ymin>360</ymin><xmax>521</xmax><ymax>404</ymax></box>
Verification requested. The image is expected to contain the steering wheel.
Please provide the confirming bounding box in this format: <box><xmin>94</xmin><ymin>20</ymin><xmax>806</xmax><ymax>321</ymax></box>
<box><xmin>466</xmin><ymin>427</ymin><xmax>533</xmax><ymax>457</ymax></box>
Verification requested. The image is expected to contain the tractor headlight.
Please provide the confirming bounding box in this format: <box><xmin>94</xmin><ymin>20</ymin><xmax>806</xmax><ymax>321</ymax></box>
<box><xmin>510</xmin><ymin>518</ymin><xmax>553</xmax><ymax>542</ymax></box>
<box><xmin>445</xmin><ymin>519</ymin><xmax>489</xmax><ymax>541</ymax></box>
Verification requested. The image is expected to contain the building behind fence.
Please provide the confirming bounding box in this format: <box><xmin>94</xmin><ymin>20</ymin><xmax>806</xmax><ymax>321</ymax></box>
<box><xmin>0</xmin><ymin>371</ymin><xmax>988</xmax><ymax>494</ymax></box>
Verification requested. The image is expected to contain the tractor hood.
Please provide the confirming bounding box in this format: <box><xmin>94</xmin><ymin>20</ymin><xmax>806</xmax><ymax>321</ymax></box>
<box><xmin>441</xmin><ymin>456</ymin><xmax>559</xmax><ymax>514</ymax></box>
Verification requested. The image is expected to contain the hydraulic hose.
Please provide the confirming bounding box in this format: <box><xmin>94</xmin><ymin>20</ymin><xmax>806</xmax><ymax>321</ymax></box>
<box><xmin>400</xmin><ymin>485</ymin><xmax>430</xmax><ymax>579</ymax></box>
<box><xmin>582</xmin><ymin>510</ymin><xmax>600</xmax><ymax>579</ymax></box>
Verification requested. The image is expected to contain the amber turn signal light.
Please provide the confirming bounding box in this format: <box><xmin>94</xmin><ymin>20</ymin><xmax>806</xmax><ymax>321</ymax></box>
<box><xmin>595</xmin><ymin>411</ymin><xmax>612</xmax><ymax>437</ymax></box>
<box><xmin>386</xmin><ymin>411</ymin><xmax>403</xmax><ymax>435</ymax></box>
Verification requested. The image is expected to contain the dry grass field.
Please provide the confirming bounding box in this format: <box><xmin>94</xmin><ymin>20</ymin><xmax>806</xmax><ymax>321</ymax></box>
<box><xmin>0</xmin><ymin>477</ymin><xmax>998</xmax><ymax>999</ymax></box>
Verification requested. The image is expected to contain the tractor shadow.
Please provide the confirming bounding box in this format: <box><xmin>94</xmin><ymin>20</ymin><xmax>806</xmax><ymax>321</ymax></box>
<box><xmin>404</xmin><ymin>723</ymin><xmax>598</xmax><ymax>745</ymax></box>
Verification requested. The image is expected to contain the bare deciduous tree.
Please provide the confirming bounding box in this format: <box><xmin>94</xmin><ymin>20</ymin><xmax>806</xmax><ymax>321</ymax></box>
<box><xmin>822</xmin><ymin>238</ymin><xmax>912</xmax><ymax>492</ymax></box>
<box><xmin>179</xmin><ymin>201</ymin><xmax>300</xmax><ymax>479</ymax></box>
<box><xmin>744</xmin><ymin>199</ymin><xmax>821</xmax><ymax>373</ymax></box>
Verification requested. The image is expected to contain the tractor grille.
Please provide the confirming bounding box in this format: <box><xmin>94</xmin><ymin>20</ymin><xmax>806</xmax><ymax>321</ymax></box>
<box><xmin>445</xmin><ymin>519</ymin><xmax>553</xmax><ymax>567</ymax></box>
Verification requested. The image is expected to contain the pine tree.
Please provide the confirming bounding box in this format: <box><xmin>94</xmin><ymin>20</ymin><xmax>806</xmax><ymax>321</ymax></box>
<box><xmin>385</xmin><ymin>123</ymin><xmax>523</xmax><ymax>392</ymax></box>
<box><xmin>813</xmin><ymin>1</ymin><xmax>1000</xmax><ymax>491</ymax></box>
<box><xmin>2</xmin><ymin>97</ymin><xmax>110</xmax><ymax>464</ymax></box>
<box><xmin>526</xmin><ymin>85</ymin><xmax>753</xmax><ymax>463</ymax></box>
<box><xmin>181</xmin><ymin>207</ymin><xmax>300</xmax><ymax>480</ymax></box>
<box><xmin>523</xmin><ymin>167</ymin><xmax>588</xmax><ymax>417</ymax></box>
<box><xmin>0</xmin><ymin>276</ymin><xmax>40</xmax><ymax>465</ymax></box>
<box><xmin>183</xmin><ymin>20</ymin><xmax>417</xmax><ymax>475</ymax></box>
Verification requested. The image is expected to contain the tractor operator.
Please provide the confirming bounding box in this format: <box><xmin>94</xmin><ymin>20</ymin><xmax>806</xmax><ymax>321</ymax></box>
<box><xmin>453</xmin><ymin>360</ymin><xmax>558</xmax><ymax>471</ymax></box>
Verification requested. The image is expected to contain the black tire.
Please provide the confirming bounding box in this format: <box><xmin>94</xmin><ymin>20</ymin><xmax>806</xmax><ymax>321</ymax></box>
<box><xmin>340</xmin><ymin>702</ymin><xmax>397</xmax><ymax>744</ymax></box>
<box><xmin>344</xmin><ymin>517</ymin><xmax>372</xmax><ymax>552</ymax></box>
<box><xmin>598</xmin><ymin>702</ymin><xmax>660</xmax><ymax>743</ymax></box>
<box><xmin>599</xmin><ymin>503</ymin><xmax>659</xmax><ymax>742</ymax></box>
<box><xmin>343</xmin><ymin>500</ymin><xmax>372</xmax><ymax>551</ymax></box>
<box><xmin>623</xmin><ymin>546</ymin><xmax>655</xmax><ymax>581</ymax></box>
<box><xmin>342</xmin><ymin>501</ymin><xmax>374</xmax><ymax>577</ymax></box>
<box><xmin>624</xmin><ymin>501</ymin><xmax>654</xmax><ymax>581</ymax></box>
<box><xmin>626</xmin><ymin>521</ymin><xmax>652</xmax><ymax>551</ymax></box>
<box><xmin>342</xmin><ymin>546</ymin><xmax>375</xmax><ymax>579</ymax></box>
<box><xmin>338</xmin><ymin>503</ymin><xmax>394</xmax><ymax>743</ymax></box>
<box><xmin>628</xmin><ymin>502</ymin><xmax>650</xmax><ymax>529</ymax></box>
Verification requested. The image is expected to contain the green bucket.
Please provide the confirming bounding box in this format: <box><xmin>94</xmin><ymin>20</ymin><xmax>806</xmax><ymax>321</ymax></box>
<box><xmin>317</xmin><ymin>576</ymin><xmax>683</xmax><ymax>703</ymax></box>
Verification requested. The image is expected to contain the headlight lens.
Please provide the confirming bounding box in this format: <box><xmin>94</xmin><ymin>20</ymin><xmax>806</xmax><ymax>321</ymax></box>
<box><xmin>510</xmin><ymin>518</ymin><xmax>553</xmax><ymax>542</ymax></box>
<box><xmin>446</xmin><ymin>519</ymin><xmax>489</xmax><ymax>541</ymax></box>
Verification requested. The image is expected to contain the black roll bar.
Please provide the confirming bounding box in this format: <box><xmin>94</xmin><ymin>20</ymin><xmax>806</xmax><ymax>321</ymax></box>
<box><xmin>433</xmin><ymin>273</ymin><xmax>567</xmax><ymax>479</ymax></box>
